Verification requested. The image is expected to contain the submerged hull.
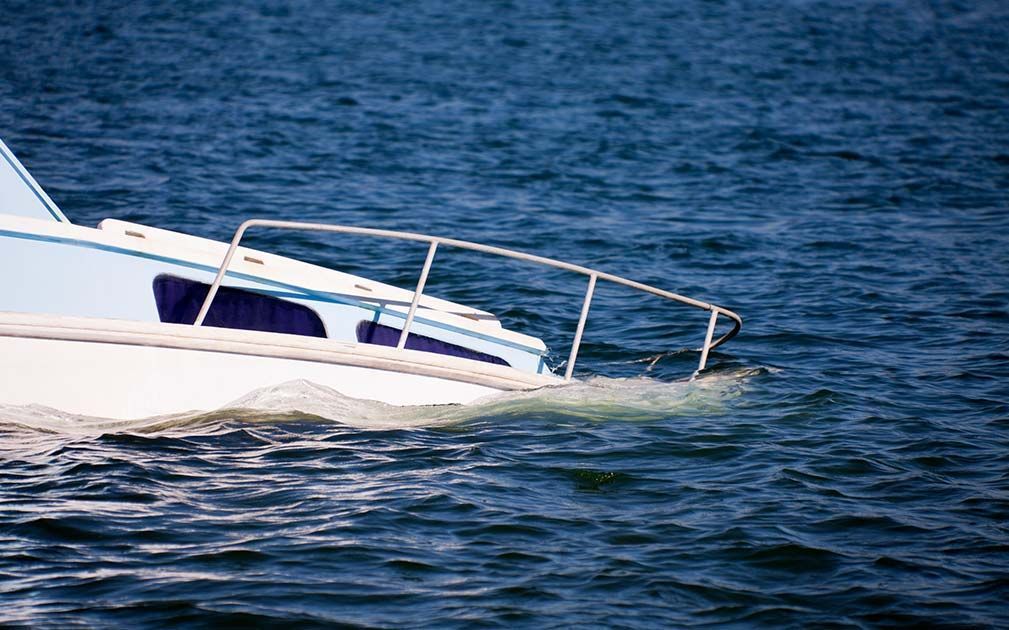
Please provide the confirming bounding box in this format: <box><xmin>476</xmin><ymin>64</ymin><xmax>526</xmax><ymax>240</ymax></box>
<box><xmin>0</xmin><ymin>313</ymin><xmax>559</xmax><ymax>420</ymax></box>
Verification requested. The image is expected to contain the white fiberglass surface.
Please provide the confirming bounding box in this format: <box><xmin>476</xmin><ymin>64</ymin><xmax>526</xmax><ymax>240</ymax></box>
<box><xmin>0</xmin><ymin>139</ymin><xmax>66</xmax><ymax>223</ymax></box>
<box><xmin>0</xmin><ymin>336</ymin><xmax>503</xmax><ymax>419</ymax></box>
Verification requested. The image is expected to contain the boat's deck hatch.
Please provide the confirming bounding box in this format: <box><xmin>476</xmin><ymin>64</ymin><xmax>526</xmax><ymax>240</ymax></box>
<box><xmin>153</xmin><ymin>274</ymin><xmax>327</xmax><ymax>338</ymax></box>
<box><xmin>356</xmin><ymin>321</ymin><xmax>510</xmax><ymax>367</ymax></box>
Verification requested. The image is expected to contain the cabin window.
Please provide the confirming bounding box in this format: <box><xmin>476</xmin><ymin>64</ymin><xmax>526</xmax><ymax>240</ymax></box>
<box><xmin>356</xmin><ymin>321</ymin><xmax>510</xmax><ymax>367</ymax></box>
<box><xmin>153</xmin><ymin>275</ymin><xmax>327</xmax><ymax>338</ymax></box>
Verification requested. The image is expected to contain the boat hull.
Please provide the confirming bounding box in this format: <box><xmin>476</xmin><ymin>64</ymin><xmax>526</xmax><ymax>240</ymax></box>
<box><xmin>0</xmin><ymin>313</ymin><xmax>559</xmax><ymax>420</ymax></box>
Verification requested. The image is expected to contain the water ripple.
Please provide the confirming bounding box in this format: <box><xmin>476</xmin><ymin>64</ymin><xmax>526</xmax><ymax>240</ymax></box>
<box><xmin>3</xmin><ymin>0</ymin><xmax>1009</xmax><ymax>625</ymax></box>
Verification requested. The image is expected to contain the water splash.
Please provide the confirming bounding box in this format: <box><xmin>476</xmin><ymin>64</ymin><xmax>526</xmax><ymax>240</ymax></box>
<box><xmin>0</xmin><ymin>368</ymin><xmax>761</xmax><ymax>434</ymax></box>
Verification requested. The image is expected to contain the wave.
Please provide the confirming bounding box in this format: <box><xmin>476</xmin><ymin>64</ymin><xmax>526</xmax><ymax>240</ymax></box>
<box><xmin>0</xmin><ymin>367</ymin><xmax>763</xmax><ymax>434</ymax></box>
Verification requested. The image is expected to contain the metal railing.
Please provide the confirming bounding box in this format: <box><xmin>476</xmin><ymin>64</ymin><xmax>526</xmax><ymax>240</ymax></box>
<box><xmin>193</xmin><ymin>219</ymin><xmax>742</xmax><ymax>380</ymax></box>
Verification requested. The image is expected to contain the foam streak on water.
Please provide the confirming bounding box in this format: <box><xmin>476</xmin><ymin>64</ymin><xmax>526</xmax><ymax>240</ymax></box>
<box><xmin>2</xmin><ymin>0</ymin><xmax>1009</xmax><ymax>626</ymax></box>
<box><xmin>0</xmin><ymin>372</ymin><xmax>752</xmax><ymax>433</ymax></box>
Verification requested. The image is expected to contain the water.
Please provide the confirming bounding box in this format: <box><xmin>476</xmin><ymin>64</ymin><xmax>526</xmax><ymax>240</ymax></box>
<box><xmin>2</xmin><ymin>0</ymin><xmax>1009</xmax><ymax>626</ymax></box>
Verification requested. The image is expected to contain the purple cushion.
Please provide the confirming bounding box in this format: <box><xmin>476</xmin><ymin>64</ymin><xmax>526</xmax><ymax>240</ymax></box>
<box><xmin>356</xmin><ymin>321</ymin><xmax>509</xmax><ymax>367</ymax></box>
<box><xmin>153</xmin><ymin>275</ymin><xmax>327</xmax><ymax>338</ymax></box>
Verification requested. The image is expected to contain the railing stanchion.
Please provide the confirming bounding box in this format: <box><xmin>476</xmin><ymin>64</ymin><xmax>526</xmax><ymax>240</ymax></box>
<box><xmin>397</xmin><ymin>240</ymin><xmax>439</xmax><ymax>350</ymax></box>
<box><xmin>564</xmin><ymin>273</ymin><xmax>597</xmax><ymax>381</ymax></box>
<box><xmin>695</xmin><ymin>309</ymin><xmax>719</xmax><ymax>375</ymax></box>
<box><xmin>193</xmin><ymin>223</ymin><xmax>251</xmax><ymax>327</ymax></box>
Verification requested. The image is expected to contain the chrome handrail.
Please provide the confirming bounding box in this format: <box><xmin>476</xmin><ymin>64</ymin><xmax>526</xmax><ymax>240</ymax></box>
<box><xmin>193</xmin><ymin>219</ymin><xmax>742</xmax><ymax>380</ymax></box>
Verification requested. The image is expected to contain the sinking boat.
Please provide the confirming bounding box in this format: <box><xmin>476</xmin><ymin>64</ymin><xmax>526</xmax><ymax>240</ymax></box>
<box><xmin>0</xmin><ymin>137</ymin><xmax>742</xmax><ymax>420</ymax></box>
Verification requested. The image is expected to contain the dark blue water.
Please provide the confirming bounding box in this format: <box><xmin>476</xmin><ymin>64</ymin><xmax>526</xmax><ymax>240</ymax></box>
<box><xmin>3</xmin><ymin>0</ymin><xmax>1009</xmax><ymax>626</ymax></box>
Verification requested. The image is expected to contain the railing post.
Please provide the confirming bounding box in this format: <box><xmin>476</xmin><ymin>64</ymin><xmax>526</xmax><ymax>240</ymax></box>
<box><xmin>193</xmin><ymin>223</ymin><xmax>251</xmax><ymax>326</ymax></box>
<box><xmin>397</xmin><ymin>241</ymin><xmax>439</xmax><ymax>349</ymax></box>
<box><xmin>564</xmin><ymin>273</ymin><xmax>597</xmax><ymax>381</ymax></box>
<box><xmin>695</xmin><ymin>309</ymin><xmax>719</xmax><ymax>374</ymax></box>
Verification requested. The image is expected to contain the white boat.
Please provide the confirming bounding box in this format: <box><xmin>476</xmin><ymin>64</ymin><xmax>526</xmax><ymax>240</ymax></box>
<box><xmin>0</xmin><ymin>137</ymin><xmax>742</xmax><ymax>420</ymax></box>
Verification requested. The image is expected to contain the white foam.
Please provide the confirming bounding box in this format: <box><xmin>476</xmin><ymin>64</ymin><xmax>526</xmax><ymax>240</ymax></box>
<box><xmin>0</xmin><ymin>368</ymin><xmax>761</xmax><ymax>434</ymax></box>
